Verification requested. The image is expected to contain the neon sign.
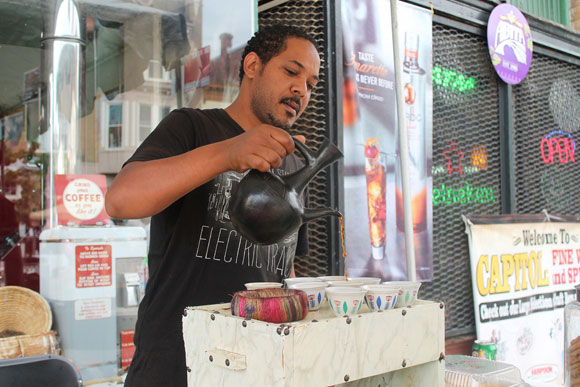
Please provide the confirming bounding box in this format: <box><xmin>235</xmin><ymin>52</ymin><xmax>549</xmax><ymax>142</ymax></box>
<box><xmin>432</xmin><ymin>181</ymin><xmax>496</xmax><ymax>206</ymax></box>
<box><xmin>433</xmin><ymin>66</ymin><xmax>476</xmax><ymax>92</ymax></box>
<box><xmin>440</xmin><ymin>142</ymin><xmax>489</xmax><ymax>175</ymax></box>
<box><xmin>540</xmin><ymin>130</ymin><xmax>576</xmax><ymax>164</ymax></box>
<box><xmin>433</xmin><ymin>165</ymin><xmax>481</xmax><ymax>175</ymax></box>
<box><xmin>443</xmin><ymin>140</ymin><xmax>465</xmax><ymax>175</ymax></box>
<box><xmin>471</xmin><ymin>145</ymin><xmax>488</xmax><ymax>171</ymax></box>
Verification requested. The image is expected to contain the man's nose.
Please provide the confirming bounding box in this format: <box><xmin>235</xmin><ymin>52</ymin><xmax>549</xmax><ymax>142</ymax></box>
<box><xmin>291</xmin><ymin>81</ymin><xmax>306</xmax><ymax>97</ymax></box>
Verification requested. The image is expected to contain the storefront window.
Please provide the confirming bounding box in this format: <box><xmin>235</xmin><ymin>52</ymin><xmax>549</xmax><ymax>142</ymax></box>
<box><xmin>108</xmin><ymin>104</ymin><xmax>123</xmax><ymax>148</ymax></box>
<box><xmin>0</xmin><ymin>0</ymin><xmax>256</xmax><ymax>381</ymax></box>
<box><xmin>138</xmin><ymin>103</ymin><xmax>151</xmax><ymax>142</ymax></box>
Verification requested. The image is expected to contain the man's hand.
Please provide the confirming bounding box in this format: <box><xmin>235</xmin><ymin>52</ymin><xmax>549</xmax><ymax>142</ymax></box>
<box><xmin>293</xmin><ymin>135</ymin><xmax>306</xmax><ymax>145</ymax></box>
<box><xmin>224</xmin><ymin>124</ymin><xmax>297</xmax><ymax>173</ymax></box>
<box><xmin>106</xmin><ymin>123</ymin><xmax>306</xmax><ymax>219</ymax></box>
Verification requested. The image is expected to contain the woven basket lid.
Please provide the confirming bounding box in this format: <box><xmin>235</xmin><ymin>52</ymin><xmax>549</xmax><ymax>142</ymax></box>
<box><xmin>0</xmin><ymin>286</ymin><xmax>52</xmax><ymax>335</ymax></box>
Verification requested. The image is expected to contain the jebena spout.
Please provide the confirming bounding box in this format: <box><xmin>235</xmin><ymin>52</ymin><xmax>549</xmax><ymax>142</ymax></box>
<box><xmin>302</xmin><ymin>207</ymin><xmax>342</xmax><ymax>223</ymax></box>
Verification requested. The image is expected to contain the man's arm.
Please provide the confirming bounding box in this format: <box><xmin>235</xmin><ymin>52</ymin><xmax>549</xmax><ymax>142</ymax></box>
<box><xmin>105</xmin><ymin>124</ymin><xmax>296</xmax><ymax>219</ymax></box>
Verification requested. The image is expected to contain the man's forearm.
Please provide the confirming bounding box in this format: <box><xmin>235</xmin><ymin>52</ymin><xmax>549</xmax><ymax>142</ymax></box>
<box><xmin>105</xmin><ymin>141</ymin><xmax>228</xmax><ymax>219</ymax></box>
<box><xmin>105</xmin><ymin>124</ymin><xmax>296</xmax><ymax>219</ymax></box>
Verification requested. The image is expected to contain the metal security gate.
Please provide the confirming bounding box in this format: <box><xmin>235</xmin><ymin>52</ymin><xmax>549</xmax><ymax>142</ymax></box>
<box><xmin>512</xmin><ymin>53</ymin><xmax>580</xmax><ymax>215</ymax></box>
<box><xmin>399</xmin><ymin>20</ymin><xmax>580</xmax><ymax>336</ymax></box>
<box><xmin>259</xmin><ymin>0</ymin><xmax>580</xmax><ymax>338</ymax></box>
<box><xmin>258</xmin><ymin>0</ymin><xmax>336</xmax><ymax>277</ymax></box>
<box><xmin>420</xmin><ymin>23</ymin><xmax>502</xmax><ymax>336</ymax></box>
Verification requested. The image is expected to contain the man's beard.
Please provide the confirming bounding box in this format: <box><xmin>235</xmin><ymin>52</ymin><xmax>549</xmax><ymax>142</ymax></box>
<box><xmin>251</xmin><ymin>91</ymin><xmax>296</xmax><ymax>130</ymax></box>
<box><xmin>266</xmin><ymin>112</ymin><xmax>292</xmax><ymax>130</ymax></box>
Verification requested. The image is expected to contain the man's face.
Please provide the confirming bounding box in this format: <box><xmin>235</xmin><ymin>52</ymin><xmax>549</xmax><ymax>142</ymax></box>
<box><xmin>250</xmin><ymin>37</ymin><xmax>321</xmax><ymax>130</ymax></box>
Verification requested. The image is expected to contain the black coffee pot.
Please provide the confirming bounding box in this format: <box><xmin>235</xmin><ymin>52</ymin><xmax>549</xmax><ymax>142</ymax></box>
<box><xmin>228</xmin><ymin>137</ymin><xmax>343</xmax><ymax>245</ymax></box>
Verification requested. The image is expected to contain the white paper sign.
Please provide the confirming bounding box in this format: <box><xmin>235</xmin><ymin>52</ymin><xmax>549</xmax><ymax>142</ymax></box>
<box><xmin>74</xmin><ymin>297</ymin><xmax>112</xmax><ymax>321</ymax></box>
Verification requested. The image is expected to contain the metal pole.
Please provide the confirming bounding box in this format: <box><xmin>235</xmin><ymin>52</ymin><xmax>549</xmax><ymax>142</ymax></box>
<box><xmin>174</xmin><ymin>64</ymin><xmax>183</xmax><ymax>108</ymax></box>
<box><xmin>327</xmin><ymin>0</ymin><xmax>344</xmax><ymax>276</ymax></box>
<box><xmin>390</xmin><ymin>0</ymin><xmax>416</xmax><ymax>281</ymax></box>
<box><xmin>1</xmin><ymin>123</ymin><xmax>5</xmax><ymax>193</ymax></box>
<box><xmin>41</xmin><ymin>0</ymin><xmax>85</xmax><ymax>228</ymax></box>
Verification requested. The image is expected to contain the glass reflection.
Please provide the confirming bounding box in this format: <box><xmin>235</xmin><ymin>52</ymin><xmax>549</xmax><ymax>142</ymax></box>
<box><xmin>0</xmin><ymin>0</ymin><xmax>256</xmax><ymax>382</ymax></box>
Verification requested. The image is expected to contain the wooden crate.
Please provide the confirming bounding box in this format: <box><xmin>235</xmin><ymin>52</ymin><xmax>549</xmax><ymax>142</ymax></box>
<box><xmin>183</xmin><ymin>300</ymin><xmax>445</xmax><ymax>386</ymax></box>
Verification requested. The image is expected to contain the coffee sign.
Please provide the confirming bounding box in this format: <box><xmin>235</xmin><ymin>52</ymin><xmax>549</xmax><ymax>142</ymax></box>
<box><xmin>487</xmin><ymin>4</ymin><xmax>533</xmax><ymax>85</ymax></box>
<box><xmin>55</xmin><ymin>174</ymin><xmax>111</xmax><ymax>226</ymax></box>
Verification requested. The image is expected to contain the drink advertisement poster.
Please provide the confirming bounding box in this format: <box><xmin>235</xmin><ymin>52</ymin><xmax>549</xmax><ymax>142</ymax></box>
<box><xmin>342</xmin><ymin>0</ymin><xmax>433</xmax><ymax>281</ymax></box>
<box><xmin>54</xmin><ymin>174</ymin><xmax>112</xmax><ymax>226</ymax></box>
<box><xmin>464</xmin><ymin>214</ymin><xmax>580</xmax><ymax>385</ymax></box>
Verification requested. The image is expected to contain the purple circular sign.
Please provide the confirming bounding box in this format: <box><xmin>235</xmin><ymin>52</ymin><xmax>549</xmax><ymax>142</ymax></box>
<box><xmin>487</xmin><ymin>4</ymin><xmax>533</xmax><ymax>85</ymax></box>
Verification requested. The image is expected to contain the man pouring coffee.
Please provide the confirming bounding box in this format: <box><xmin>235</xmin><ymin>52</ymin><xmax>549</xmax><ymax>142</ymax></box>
<box><xmin>105</xmin><ymin>24</ymin><xmax>321</xmax><ymax>386</ymax></box>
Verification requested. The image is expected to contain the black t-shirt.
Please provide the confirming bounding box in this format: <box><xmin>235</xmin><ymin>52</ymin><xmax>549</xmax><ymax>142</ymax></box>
<box><xmin>124</xmin><ymin>108</ymin><xmax>308</xmax><ymax>387</ymax></box>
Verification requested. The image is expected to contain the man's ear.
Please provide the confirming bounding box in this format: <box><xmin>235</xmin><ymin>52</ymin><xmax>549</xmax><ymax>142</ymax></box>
<box><xmin>243</xmin><ymin>52</ymin><xmax>261</xmax><ymax>79</ymax></box>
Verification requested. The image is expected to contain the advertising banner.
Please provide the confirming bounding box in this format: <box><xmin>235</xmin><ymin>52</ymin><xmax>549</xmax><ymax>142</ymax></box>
<box><xmin>342</xmin><ymin>0</ymin><xmax>433</xmax><ymax>281</ymax></box>
<box><xmin>464</xmin><ymin>214</ymin><xmax>580</xmax><ymax>385</ymax></box>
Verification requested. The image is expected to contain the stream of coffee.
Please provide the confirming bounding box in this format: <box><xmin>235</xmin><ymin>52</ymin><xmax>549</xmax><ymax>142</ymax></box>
<box><xmin>339</xmin><ymin>216</ymin><xmax>347</xmax><ymax>279</ymax></box>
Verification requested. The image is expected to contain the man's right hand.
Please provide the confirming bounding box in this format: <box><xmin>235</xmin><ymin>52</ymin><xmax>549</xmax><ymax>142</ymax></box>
<box><xmin>105</xmin><ymin>124</ymin><xmax>300</xmax><ymax>220</ymax></box>
<box><xmin>224</xmin><ymin>124</ymin><xmax>296</xmax><ymax>173</ymax></box>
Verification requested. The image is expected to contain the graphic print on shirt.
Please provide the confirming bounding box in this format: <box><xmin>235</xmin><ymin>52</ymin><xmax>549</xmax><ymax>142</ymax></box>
<box><xmin>194</xmin><ymin>170</ymin><xmax>297</xmax><ymax>277</ymax></box>
<box><xmin>208</xmin><ymin>171</ymin><xmax>241</xmax><ymax>222</ymax></box>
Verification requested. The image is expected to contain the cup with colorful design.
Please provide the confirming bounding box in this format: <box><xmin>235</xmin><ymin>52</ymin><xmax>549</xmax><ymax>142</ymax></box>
<box><xmin>382</xmin><ymin>281</ymin><xmax>421</xmax><ymax>307</ymax></box>
<box><xmin>288</xmin><ymin>282</ymin><xmax>328</xmax><ymax>311</ymax></box>
<box><xmin>284</xmin><ymin>277</ymin><xmax>326</xmax><ymax>288</ymax></box>
<box><xmin>362</xmin><ymin>284</ymin><xmax>399</xmax><ymax>312</ymax></box>
<box><xmin>244</xmin><ymin>282</ymin><xmax>283</xmax><ymax>290</ymax></box>
<box><xmin>347</xmin><ymin>276</ymin><xmax>382</xmax><ymax>285</ymax></box>
<box><xmin>326</xmin><ymin>280</ymin><xmax>364</xmax><ymax>288</ymax></box>
<box><xmin>317</xmin><ymin>275</ymin><xmax>347</xmax><ymax>282</ymax></box>
<box><xmin>326</xmin><ymin>286</ymin><xmax>367</xmax><ymax>317</ymax></box>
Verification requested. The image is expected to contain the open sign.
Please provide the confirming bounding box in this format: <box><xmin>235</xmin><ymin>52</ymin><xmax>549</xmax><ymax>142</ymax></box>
<box><xmin>541</xmin><ymin>136</ymin><xmax>576</xmax><ymax>164</ymax></box>
<box><xmin>540</xmin><ymin>130</ymin><xmax>576</xmax><ymax>164</ymax></box>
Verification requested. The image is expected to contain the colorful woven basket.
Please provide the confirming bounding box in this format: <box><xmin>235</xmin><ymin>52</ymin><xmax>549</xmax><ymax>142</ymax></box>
<box><xmin>231</xmin><ymin>288</ymin><xmax>308</xmax><ymax>323</ymax></box>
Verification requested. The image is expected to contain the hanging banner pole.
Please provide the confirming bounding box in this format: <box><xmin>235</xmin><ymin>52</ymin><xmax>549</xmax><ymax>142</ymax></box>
<box><xmin>390</xmin><ymin>0</ymin><xmax>416</xmax><ymax>281</ymax></box>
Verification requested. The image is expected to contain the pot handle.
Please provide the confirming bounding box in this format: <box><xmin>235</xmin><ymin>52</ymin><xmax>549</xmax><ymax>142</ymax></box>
<box><xmin>293</xmin><ymin>138</ymin><xmax>316</xmax><ymax>167</ymax></box>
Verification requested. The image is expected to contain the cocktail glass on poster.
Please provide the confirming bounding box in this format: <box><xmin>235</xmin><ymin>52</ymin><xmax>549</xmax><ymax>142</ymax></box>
<box><xmin>364</xmin><ymin>138</ymin><xmax>387</xmax><ymax>260</ymax></box>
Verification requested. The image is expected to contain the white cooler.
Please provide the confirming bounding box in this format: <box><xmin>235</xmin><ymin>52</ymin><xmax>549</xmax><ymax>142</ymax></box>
<box><xmin>40</xmin><ymin>226</ymin><xmax>147</xmax><ymax>381</ymax></box>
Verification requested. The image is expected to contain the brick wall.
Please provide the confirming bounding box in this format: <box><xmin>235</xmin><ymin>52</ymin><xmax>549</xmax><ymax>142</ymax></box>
<box><xmin>572</xmin><ymin>0</ymin><xmax>580</xmax><ymax>31</ymax></box>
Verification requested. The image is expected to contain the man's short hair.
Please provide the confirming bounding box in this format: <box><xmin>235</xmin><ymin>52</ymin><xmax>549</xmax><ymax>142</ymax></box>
<box><xmin>239</xmin><ymin>24</ymin><xmax>318</xmax><ymax>83</ymax></box>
